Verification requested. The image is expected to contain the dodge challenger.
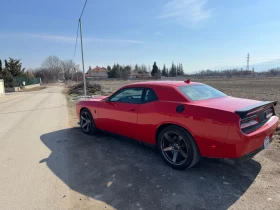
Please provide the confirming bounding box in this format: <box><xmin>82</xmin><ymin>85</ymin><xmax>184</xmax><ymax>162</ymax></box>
<box><xmin>76</xmin><ymin>80</ymin><xmax>279</xmax><ymax>170</ymax></box>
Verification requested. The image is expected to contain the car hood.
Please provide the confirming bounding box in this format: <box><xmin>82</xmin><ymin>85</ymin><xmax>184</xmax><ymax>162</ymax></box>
<box><xmin>88</xmin><ymin>96</ymin><xmax>107</xmax><ymax>101</ymax></box>
<box><xmin>193</xmin><ymin>96</ymin><xmax>261</xmax><ymax>113</ymax></box>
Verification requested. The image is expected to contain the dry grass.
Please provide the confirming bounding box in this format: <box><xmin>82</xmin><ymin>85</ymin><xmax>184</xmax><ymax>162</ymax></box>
<box><xmin>20</xmin><ymin>86</ymin><xmax>47</xmax><ymax>92</ymax></box>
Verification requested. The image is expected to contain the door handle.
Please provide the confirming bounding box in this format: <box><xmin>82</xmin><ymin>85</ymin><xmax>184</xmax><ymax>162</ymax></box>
<box><xmin>130</xmin><ymin>108</ymin><xmax>136</xmax><ymax>112</ymax></box>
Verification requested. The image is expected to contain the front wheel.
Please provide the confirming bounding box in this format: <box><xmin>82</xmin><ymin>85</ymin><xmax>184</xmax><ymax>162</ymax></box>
<box><xmin>80</xmin><ymin>109</ymin><xmax>98</xmax><ymax>135</ymax></box>
<box><xmin>158</xmin><ymin>126</ymin><xmax>200</xmax><ymax>170</ymax></box>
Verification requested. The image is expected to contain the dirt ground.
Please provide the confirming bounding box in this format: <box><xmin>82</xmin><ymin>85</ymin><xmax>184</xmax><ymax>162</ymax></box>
<box><xmin>67</xmin><ymin>77</ymin><xmax>280</xmax><ymax>210</ymax></box>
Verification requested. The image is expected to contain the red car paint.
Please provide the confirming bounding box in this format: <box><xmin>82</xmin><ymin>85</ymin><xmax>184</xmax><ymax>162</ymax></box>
<box><xmin>76</xmin><ymin>81</ymin><xmax>279</xmax><ymax>159</ymax></box>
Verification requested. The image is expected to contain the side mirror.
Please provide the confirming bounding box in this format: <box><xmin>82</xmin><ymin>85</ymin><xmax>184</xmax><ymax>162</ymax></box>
<box><xmin>105</xmin><ymin>97</ymin><xmax>110</xmax><ymax>103</ymax></box>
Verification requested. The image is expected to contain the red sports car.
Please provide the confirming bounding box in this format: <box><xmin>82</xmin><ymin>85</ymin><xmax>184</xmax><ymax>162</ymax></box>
<box><xmin>76</xmin><ymin>80</ymin><xmax>279</xmax><ymax>170</ymax></box>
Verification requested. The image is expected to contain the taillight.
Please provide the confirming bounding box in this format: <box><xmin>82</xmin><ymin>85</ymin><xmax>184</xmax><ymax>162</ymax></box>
<box><xmin>240</xmin><ymin>115</ymin><xmax>259</xmax><ymax>129</ymax></box>
<box><xmin>265</xmin><ymin>109</ymin><xmax>273</xmax><ymax>119</ymax></box>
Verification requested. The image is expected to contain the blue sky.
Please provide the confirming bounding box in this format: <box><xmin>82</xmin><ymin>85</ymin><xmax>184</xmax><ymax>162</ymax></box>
<box><xmin>1</xmin><ymin>0</ymin><xmax>280</xmax><ymax>72</ymax></box>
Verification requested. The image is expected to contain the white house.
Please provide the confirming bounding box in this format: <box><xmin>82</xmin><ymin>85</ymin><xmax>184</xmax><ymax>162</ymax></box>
<box><xmin>87</xmin><ymin>66</ymin><xmax>108</xmax><ymax>79</ymax></box>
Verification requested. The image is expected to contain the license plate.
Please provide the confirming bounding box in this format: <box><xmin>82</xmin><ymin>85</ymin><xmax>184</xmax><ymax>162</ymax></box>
<box><xmin>264</xmin><ymin>136</ymin><xmax>270</xmax><ymax>149</ymax></box>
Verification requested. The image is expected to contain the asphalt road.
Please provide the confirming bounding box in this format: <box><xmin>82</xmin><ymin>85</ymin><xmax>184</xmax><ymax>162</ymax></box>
<box><xmin>0</xmin><ymin>86</ymin><xmax>70</xmax><ymax>210</ymax></box>
<box><xmin>0</xmin><ymin>86</ymin><xmax>279</xmax><ymax>210</ymax></box>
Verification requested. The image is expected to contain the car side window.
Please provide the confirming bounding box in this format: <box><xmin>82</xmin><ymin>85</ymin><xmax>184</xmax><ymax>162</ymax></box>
<box><xmin>110</xmin><ymin>88</ymin><xmax>143</xmax><ymax>104</ymax></box>
<box><xmin>143</xmin><ymin>89</ymin><xmax>158</xmax><ymax>103</ymax></box>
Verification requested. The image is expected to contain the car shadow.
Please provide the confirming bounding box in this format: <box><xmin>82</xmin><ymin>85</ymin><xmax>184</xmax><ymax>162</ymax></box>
<box><xmin>40</xmin><ymin>127</ymin><xmax>261</xmax><ymax>210</ymax></box>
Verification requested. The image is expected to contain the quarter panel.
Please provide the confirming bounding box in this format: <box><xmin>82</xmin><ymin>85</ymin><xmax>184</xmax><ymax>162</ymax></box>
<box><xmin>137</xmin><ymin>101</ymin><xmax>237</xmax><ymax>157</ymax></box>
<box><xmin>76</xmin><ymin>100</ymin><xmax>100</xmax><ymax>124</ymax></box>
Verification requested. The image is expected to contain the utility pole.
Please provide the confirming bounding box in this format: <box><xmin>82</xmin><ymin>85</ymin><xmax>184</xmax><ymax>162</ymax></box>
<box><xmin>247</xmin><ymin>53</ymin><xmax>250</xmax><ymax>71</ymax></box>
<box><xmin>79</xmin><ymin>18</ymin><xmax>86</xmax><ymax>98</ymax></box>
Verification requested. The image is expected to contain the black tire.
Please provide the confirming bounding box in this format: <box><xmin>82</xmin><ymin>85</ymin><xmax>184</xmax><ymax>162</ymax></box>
<box><xmin>157</xmin><ymin>125</ymin><xmax>200</xmax><ymax>170</ymax></box>
<box><xmin>80</xmin><ymin>109</ymin><xmax>98</xmax><ymax>135</ymax></box>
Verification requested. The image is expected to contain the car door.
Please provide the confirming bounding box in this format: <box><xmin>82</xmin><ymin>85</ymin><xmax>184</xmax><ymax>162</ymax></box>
<box><xmin>136</xmin><ymin>88</ymin><xmax>160</xmax><ymax>144</ymax></box>
<box><xmin>98</xmin><ymin>87</ymin><xmax>144</xmax><ymax>138</ymax></box>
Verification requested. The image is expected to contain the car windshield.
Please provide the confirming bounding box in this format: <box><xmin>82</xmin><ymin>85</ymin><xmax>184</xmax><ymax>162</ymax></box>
<box><xmin>178</xmin><ymin>84</ymin><xmax>227</xmax><ymax>101</ymax></box>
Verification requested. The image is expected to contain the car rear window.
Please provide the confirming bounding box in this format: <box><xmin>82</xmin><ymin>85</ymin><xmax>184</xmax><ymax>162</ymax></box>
<box><xmin>178</xmin><ymin>84</ymin><xmax>227</xmax><ymax>101</ymax></box>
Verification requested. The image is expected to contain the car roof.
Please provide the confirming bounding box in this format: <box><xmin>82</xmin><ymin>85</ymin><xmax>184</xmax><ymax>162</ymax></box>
<box><xmin>124</xmin><ymin>80</ymin><xmax>202</xmax><ymax>88</ymax></box>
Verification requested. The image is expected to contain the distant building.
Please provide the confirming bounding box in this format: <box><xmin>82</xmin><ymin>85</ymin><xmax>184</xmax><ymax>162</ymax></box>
<box><xmin>87</xmin><ymin>66</ymin><xmax>108</xmax><ymax>78</ymax></box>
<box><xmin>129</xmin><ymin>73</ymin><xmax>142</xmax><ymax>79</ymax></box>
<box><xmin>129</xmin><ymin>72</ymin><xmax>151</xmax><ymax>79</ymax></box>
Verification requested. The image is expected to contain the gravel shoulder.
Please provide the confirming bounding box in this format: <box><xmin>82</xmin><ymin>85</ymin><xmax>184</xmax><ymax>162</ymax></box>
<box><xmin>0</xmin><ymin>86</ymin><xmax>70</xmax><ymax>210</ymax></box>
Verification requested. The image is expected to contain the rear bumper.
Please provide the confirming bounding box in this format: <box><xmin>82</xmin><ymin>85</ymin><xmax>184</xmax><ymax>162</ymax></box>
<box><xmin>238</xmin><ymin>116</ymin><xmax>278</xmax><ymax>156</ymax></box>
<box><xmin>230</xmin><ymin>136</ymin><xmax>273</xmax><ymax>164</ymax></box>
<box><xmin>224</xmin><ymin>116</ymin><xmax>279</xmax><ymax>158</ymax></box>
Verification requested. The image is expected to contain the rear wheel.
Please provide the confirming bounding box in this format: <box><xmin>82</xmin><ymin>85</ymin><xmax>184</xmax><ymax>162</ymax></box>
<box><xmin>158</xmin><ymin>125</ymin><xmax>200</xmax><ymax>170</ymax></box>
<box><xmin>80</xmin><ymin>109</ymin><xmax>98</xmax><ymax>135</ymax></box>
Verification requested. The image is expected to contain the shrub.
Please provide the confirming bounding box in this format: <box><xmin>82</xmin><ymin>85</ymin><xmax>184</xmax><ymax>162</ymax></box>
<box><xmin>68</xmin><ymin>82</ymin><xmax>102</xmax><ymax>95</ymax></box>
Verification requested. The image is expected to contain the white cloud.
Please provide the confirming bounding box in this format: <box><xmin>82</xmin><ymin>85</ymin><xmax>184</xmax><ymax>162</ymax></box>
<box><xmin>91</xmin><ymin>38</ymin><xmax>144</xmax><ymax>45</ymax></box>
<box><xmin>26</xmin><ymin>34</ymin><xmax>76</xmax><ymax>43</ymax></box>
<box><xmin>0</xmin><ymin>33</ymin><xmax>144</xmax><ymax>45</ymax></box>
<box><xmin>157</xmin><ymin>0</ymin><xmax>214</xmax><ymax>25</ymax></box>
<box><xmin>155</xmin><ymin>32</ymin><xmax>163</xmax><ymax>36</ymax></box>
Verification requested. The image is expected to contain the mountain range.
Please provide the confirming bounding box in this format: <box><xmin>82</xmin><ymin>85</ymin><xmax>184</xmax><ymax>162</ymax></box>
<box><xmin>249</xmin><ymin>59</ymin><xmax>280</xmax><ymax>72</ymax></box>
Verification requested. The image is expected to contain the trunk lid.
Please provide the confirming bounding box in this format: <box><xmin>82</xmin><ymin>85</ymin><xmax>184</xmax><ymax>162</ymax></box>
<box><xmin>194</xmin><ymin>96</ymin><xmax>277</xmax><ymax>133</ymax></box>
<box><xmin>193</xmin><ymin>96</ymin><xmax>263</xmax><ymax>113</ymax></box>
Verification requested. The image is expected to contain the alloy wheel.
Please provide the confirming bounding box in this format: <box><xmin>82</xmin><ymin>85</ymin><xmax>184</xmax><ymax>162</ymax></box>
<box><xmin>80</xmin><ymin>111</ymin><xmax>92</xmax><ymax>133</ymax></box>
<box><xmin>160</xmin><ymin>131</ymin><xmax>189</xmax><ymax>166</ymax></box>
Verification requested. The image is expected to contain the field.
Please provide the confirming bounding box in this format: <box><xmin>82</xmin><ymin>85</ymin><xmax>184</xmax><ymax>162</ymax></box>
<box><xmin>196</xmin><ymin>77</ymin><xmax>280</xmax><ymax>116</ymax></box>
<box><xmin>66</xmin><ymin>77</ymin><xmax>280</xmax><ymax>210</ymax></box>
<box><xmin>87</xmin><ymin>77</ymin><xmax>280</xmax><ymax>116</ymax></box>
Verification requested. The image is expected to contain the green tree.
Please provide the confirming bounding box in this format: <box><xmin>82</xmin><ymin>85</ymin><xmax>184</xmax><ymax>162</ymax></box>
<box><xmin>108</xmin><ymin>63</ymin><xmax>121</xmax><ymax>78</ymax></box>
<box><xmin>5</xmin><ymin>58</ymin><xmax>25</xmax><ymax>77</ymax></box>
<box><xmin>0</xmin><ymin>58</ymin><xmax>26</xmax><ymax>87</ymax></box>
<box><xmin>176</xmin><ymin>64</ymin><xmax>180</xmax><ymax>75</ymax></box>
<box><xmin>121</xmin><ymin>65</ymin><xmax>131</xmax><ymax>80</ymax></box>
<box><xmin>151</xmin><ymin>62</ymin><xmax>159</xmax><ymax>76</ymax></box>
<box><xmin>140</xmin><ymin>64</ymin><xmax>147</xmax><ymax>74</ymax></box>
<box><xmin>0</xmin><ymin>68</ymin><xmax>13</xmax><ymax>87</ymax></box>
<box><xmin>134</xmin><ymin>64</ymin><xmax>139</xmax><ymax>73</ymax></box>
<box><xmin>162</xmin><ymin>64</ymin><xmax>167</xmax><ymax>76</ymax></box>
<box><xmin>176</xmin><ymin>63</ymin><xmax>184</xmax><ymax>75</ymax></box>
<box><xmin>169</xmin><ymin>62</ymin><xmax>177</xmax><ymax>77</ymax></box>
<box><xmin>0</xmin><ymin>59</ymin><xmax>13</xmax><ymax>87</ymax></box>
<box><xmin>107</xmin><ymin>65</ymin><xmax>112</xmax><ymax>77</ymax></box>
<box><xmin>180</xmin><ymin>63</ymin><xmax>184</xmax><ymax>75</ymax></box>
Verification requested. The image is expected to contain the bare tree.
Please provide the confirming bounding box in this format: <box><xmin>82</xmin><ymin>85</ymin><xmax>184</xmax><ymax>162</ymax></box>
<box><xmin>121</xmin><ymin>65</ymin><xmax>131</xmax><ymax>80</ymax></box>
<box><xmin>33</xmin><ymin>68</ymin><xmax>54</xmax><ymax>83</ymax></box>
<box><xmin>41</xmin><ymin>55</ymin><xmax>63</xmax><ymax>81</ymax></box>
<box><xmin>61</xmin><ymin>60</ymin><xmax>79</xmax><ymax>81</ymax></box>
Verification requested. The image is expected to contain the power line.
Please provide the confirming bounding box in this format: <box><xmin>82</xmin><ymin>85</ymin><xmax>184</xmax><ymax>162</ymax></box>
<box><xmin>72</xmin><ymin>0</ymin><xmax>88</xmax><ymax>62</ymax></box>
<box><xmin>80</xmin><ymin>0</ymin><xmax>88</xmax><ymax>20</ymax></box>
